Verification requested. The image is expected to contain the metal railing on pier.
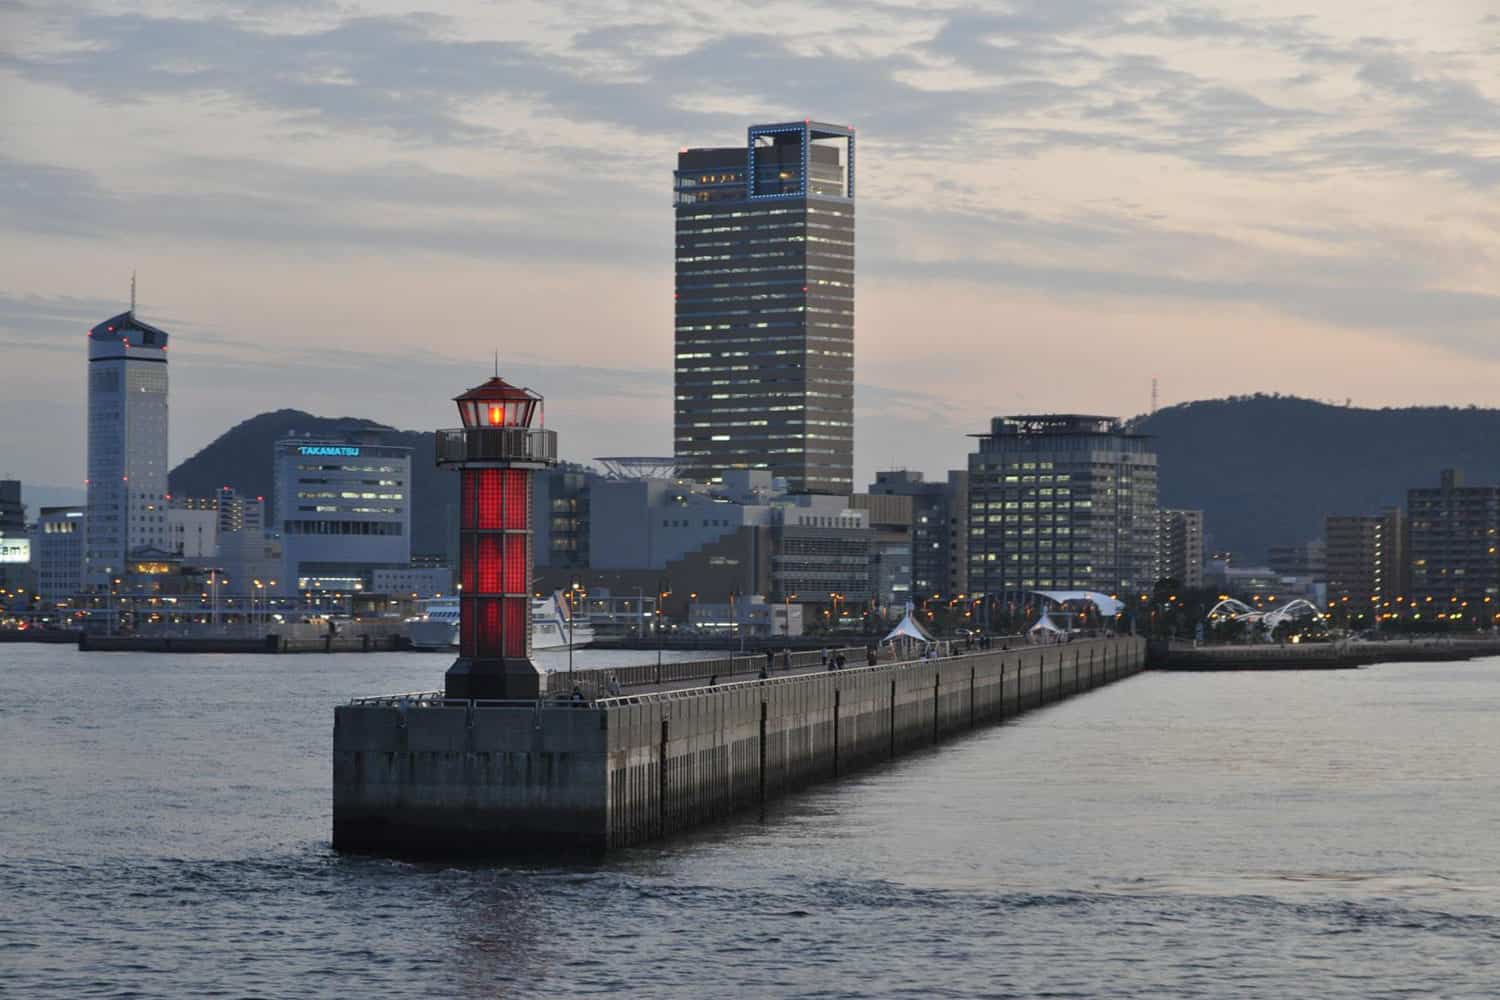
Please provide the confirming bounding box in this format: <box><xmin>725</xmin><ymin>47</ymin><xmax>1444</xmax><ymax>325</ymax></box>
<box><xmin>345</xmin><ymin>632</ymin><xmax>1083</xmax><ymax>709</ymax></box>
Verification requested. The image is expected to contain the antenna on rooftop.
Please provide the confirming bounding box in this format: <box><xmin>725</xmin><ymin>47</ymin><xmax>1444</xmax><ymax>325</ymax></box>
<box><xmin>1150</xmin><ymin>375</ymin><xmax>1159</xmax><ymax>414</ymax></box>
<box><xmin>494</xmin><ymin>350</ymin><xmax>499</xmax><ymax>378</ymax></box>
<box><xmin>130</xmin><ymin>270</ymin><xmax>137</xmax><ymax>313</ymax></box>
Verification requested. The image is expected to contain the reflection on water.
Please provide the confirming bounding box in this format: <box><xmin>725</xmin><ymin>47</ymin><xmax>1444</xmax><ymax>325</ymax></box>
<box><xmin>2</xmin><ymin>646</ymin><xmax>1498</xmax><ymax>998</ymax></box>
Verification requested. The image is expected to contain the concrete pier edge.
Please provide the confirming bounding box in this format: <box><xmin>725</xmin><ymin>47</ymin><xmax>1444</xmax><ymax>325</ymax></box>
<box><xmin>333</xmin><ymin>635</ymin><xmax>1146</xmax><ymax>856</ymax></box>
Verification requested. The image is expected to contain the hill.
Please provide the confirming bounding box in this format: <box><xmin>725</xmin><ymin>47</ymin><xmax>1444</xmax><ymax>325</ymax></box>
<box><xmin>1134</xmin><ymin>395</ymin><xmax>1500</xmax><ymax>559</ymax></box>
<box><xmin>167</xmin><ymin>409</ymin><xmax>458</xmax><ymax>559</ymax></box>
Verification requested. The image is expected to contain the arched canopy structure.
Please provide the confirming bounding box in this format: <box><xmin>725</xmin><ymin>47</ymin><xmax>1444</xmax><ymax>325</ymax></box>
<box><xmin>1032</xmin><ymin>590</ymin><xmax>1123</xmax><ymax>617</ymax></box>
<box><xmin>1206</xmin><ymin>596</ymin><xmax>1322</xmax><ymax>633</ymax></box>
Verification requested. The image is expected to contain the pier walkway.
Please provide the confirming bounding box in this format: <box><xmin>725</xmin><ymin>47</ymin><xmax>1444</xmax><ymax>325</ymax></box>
<box><xmin>334</xmin><ymin>634</ymin><xmax>1146</xmax><ymax>855</ymax></box>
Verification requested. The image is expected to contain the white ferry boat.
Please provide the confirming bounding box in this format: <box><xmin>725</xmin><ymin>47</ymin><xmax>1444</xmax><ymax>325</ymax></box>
<box><xmin>406</xmin><ymin>592</ymin><xmax>594</xmax><ymax>651</ymax></box>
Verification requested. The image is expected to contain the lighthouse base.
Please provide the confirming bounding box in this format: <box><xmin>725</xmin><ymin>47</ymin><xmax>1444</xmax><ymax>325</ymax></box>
<box><xmin>444</xmin><ymin>657</ymin><xmax>546</xmax><ymax>700</ymax></box>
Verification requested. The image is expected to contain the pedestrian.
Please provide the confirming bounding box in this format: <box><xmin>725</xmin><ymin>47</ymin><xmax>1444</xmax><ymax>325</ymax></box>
<box><xmin>819</xmin><ymin>647</ymin><xmax>828</xmax><ymax>668</ymax></box>
<box><xmin>758</xmin><ymin>665</ymin><xmax>768</xmax><ymax>680</ymax></box>
<box><xmin>606</xmin><ymin>674</ymin><xmax>622</xmax><ymax>697</ymax></box>
<box><xmin>781</xmin><ymin>649</ymin><xmax>792</xmax><ymax>671</ymax></box>
<box><xmin>836</xmin><ymin>652</ymin><xmax>846</xmax><ymax>670</ymax></box>
<box><xmin>709</xmin><ymin>674</ymin><xmax>718</xmax><ymax>686</ymax></box>
<box><xmin>866</xmin><ymin>645</ymin><xmax>877</xmax><ymax>666</ymax></box>
<box><xmin>766</xmin><ymin>648</ymin><xmax>775</xmax><ymax>671</ymax></box>
<box><xmin>570</xmin><ymin>685</ymin><xmax>585</xmax><ymax>703</ymax></box>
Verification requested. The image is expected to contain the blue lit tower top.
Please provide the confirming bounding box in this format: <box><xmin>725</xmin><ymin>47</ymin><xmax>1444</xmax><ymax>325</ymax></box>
<box><xmin>673</xmin><ymin>120</ymin><xmax>856</xmax><ymax>495</ymax></box>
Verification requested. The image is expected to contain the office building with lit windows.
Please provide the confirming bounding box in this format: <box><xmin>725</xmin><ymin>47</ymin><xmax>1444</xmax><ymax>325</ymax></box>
<box><xmin>1325</xmin><ymin>508</ymin><xmax>1405</xmax><ymax>605</ymax></box>
<box><xmin>1156</xmin><ymin>509</ymin><xmax>1205</xmax><ymax>589</ymax></box>
<box><xmin>674</xmin><ymin>120</ymin><xmax>855</xmax><ymax>494</ymax></box>
<box><xmin>85</xmin><ymin>309</ymin><xmax>171</xmax><ymax>589</ymax></box>
<box><xmin>273</xmin><ymin>434</ymin><xmax>411</xmax><ymax>594</ymax></box>
<box><xmin>967</xmin><ymin>415</ymin><xmax>1158</xmax><ymax>609</ymax></box>
<box><xmin>1407</xmin><ymin>468</ymin><xmax>1500</xmax><ymax>605</ymax></box>
<box><xmin>33</xmin><ymin>506</ymin><xmax>85</xmax><ymax>604</ymax></box>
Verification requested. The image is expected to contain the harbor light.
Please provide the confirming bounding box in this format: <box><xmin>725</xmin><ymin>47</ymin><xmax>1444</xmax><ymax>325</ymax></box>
<box><xmin>437</xmin><ymin>373</ymin><xmax>558</xmax><ymax>699</ymax></box>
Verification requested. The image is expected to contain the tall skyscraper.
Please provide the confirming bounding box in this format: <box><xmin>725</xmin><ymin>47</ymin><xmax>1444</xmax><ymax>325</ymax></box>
<box><xmin>85</xmin><ymin>308</ymin><xmax>170</xmax><ymax>588</ymax></box>
<box><xmin>674</xmin><ymin>120</ymin><xmax>855</xmax><ymax>494</ymax></box>
<box><xmin>967</xmin><ymin>415</ymin><xmax>1159</xmax><ymax>606</ymax></box>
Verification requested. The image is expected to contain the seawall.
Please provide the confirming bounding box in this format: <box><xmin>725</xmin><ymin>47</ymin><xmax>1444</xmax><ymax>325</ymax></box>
<box><xmin>333</xmin><ymin>635</ymin><xmax>1146</xmax><ymax>855</ymax></box>
<box><xmin>1151</xmin><ymin>637</ymin><xmax>1500</xmax><ymax>670</ymax></box>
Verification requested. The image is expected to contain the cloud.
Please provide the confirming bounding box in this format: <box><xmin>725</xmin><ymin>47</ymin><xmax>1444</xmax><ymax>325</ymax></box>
<box><xmin>4</xmin><ymin>0</ymin><xmax>1500</xmax><ymax>490</ymax></box>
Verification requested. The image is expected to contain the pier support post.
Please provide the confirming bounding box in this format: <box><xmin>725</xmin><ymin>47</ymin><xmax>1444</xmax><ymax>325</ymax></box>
<box><xmin>832</xmin><ymin>688</ymin><xmax>841</xmax><ymax>778</ymax></box>
<box><xmin>658</xmin><ymin>718</ymin><xmax>669</xmax><ymax>837</ymax></box>
<box><xmin>932</xmin><ymin>674</ymin><xmax>940</xmax><ymax>744</ymax></box>
<box><xmin>758</xmin><ymin>702</ymin><xmax>767</xmax><ymax>809</ymax></box>
<box><xmin>888</xmin><ymin>680</ymin><xmax>896</xmax><ymax>759</ymax></box>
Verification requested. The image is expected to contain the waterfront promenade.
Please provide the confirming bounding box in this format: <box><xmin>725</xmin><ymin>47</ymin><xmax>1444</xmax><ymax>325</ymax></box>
<box><xmin>333</xmin><ymin>634</ymin><xmax>1146</xmax><ymax>854</ymax></box>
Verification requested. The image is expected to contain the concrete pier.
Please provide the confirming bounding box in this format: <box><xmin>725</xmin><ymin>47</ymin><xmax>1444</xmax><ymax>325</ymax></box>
<box><xmin>333</xmin><ymin>635</ymin><xmax>1146</xmax><ymax>854</ymax></box>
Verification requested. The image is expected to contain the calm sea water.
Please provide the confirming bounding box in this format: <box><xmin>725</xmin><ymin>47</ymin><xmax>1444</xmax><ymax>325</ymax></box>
<box><xmin>2</xmin><ymin>645</ymin><xmax>1498</xmax><ymax>998</ymax></box>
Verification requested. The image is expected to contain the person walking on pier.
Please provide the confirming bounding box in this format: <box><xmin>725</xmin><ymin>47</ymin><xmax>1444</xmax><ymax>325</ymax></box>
<box><xmin>781</xmin><ymin>649</ymin><xmax>792</xmax><ymax>671</ymax></box>
<box><xmin>606</xmin><ymin>674</ymin><xmax>622</xmax><ymax>697</ymax></box>
<box><xmin>819</xmin><ymin>647</ymin><xmax>829</xmax><ymax>668</ymax></box>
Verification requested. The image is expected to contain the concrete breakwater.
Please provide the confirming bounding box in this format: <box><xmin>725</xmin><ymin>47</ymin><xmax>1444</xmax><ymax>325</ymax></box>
<box><xmin>332</xmin><ymin>635</ymin><xmax>1146</xmax><ymax>854</ymax></box>
<box><xmin>78</xmin><ymin>623</ymin><xmax>406</xmax><ymax>654</ymax></box>
<box><xmin>1153</xmin><ymin>637</ymin><xmax>1500</xmax><ymax>670</ymax></box>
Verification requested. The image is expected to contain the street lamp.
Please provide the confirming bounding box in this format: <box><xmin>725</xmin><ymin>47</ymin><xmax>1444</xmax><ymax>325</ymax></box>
<box><xmin>657</xmin><ymin>578</ymin><xmax>671</xmax><ymax>676</ymax></box>
<box><xmin>567</xmin><ymin>578</ymin><xmax>583</xmax><ymax>686</ymax></box>
<box><xmin>784</xmin><ymin>593</ymin><xmax>797</xmax><ymax>637</ymax></box>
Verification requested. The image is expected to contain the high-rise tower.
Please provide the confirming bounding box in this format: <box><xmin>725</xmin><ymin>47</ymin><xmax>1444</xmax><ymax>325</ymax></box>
<box><xmin>674</xmin><ymin>120</ymin><xmax>855</xmax><ymax>494</ymax></box>
<box><xmin>85</xmin><ymin>306</ymin><xmax>170</xmax><ymax>588</ymax></box>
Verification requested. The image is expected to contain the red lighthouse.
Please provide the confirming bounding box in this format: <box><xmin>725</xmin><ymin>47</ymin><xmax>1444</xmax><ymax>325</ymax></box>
<box><xmin>438</xmin><ymin>375</ymin><xmax>558</xmax><ymax>699</ymax></box>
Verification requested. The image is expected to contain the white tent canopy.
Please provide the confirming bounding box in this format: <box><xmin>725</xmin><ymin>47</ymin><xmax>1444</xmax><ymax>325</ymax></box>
<box><xmin>1032</xmin><ymin>590</ymin><xmax>1124</xmax><ymax>618</ymax></box>
<box><xmin>1028</xmin><ymin>613</ymin><xmax>1067</xmax><ymax>634</ymax></box>
<box><xmin>881</xmin><ymin>607</ymin><xmax>934</xmax><ymax>646</ymax></box>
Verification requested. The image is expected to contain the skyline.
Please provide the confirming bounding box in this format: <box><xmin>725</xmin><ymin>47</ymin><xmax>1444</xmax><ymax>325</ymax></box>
<box><xmin>4</xmin><ymin>1</ymin><xmax>1500</xmax><ymax>491</ymax></box>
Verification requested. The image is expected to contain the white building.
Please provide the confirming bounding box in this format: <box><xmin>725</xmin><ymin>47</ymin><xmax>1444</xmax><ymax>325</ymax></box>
<box><xmin>274</xmin><ymin>435</ymin><xmax>411</xmax><ymax>594</ymax></box>
<box><xmin>168</xmin><ymin>506</ymin><xmax>218</xmax><ymax>559</ymax></box>
<box><xmin>33</xmin><ymin>506</ymin><xmax>84</xmax><ymax>605</ymax></box>
<box><xmin>86</xmin><ymin>309</ymin><xmax>170</xmax><ymax>589</ymax></box>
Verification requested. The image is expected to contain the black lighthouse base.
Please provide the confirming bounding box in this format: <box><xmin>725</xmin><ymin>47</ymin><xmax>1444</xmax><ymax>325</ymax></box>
<box><xmin>445</xmin><ymin>657</ymin><xmax>546</xmax><ymax>700</ymax></box>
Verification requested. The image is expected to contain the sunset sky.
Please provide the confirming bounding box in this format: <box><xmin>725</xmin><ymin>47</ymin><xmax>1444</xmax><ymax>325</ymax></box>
<box><xmin>2</xmin><ymin>1</ymin><xmax>1498</xmax><ymax>494</ymax></box>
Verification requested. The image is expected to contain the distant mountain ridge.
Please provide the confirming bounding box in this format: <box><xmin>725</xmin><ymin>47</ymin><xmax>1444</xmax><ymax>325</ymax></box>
<box><xmin>167</xmin><ymin>409</ymin><xmax>457</xmax><ymax>558</ymax></box>
<box><xmin>1134</xmin><ymin>395</ymin><xmax>1500</xmax><ymax>559</ymax></box>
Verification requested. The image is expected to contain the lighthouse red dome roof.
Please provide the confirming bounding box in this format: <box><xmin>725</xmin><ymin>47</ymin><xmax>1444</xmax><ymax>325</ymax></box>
<box><xmin>453</xmin><ymin>376</ymin><xmax>541</xmax><ymax>403</ymax></box>
<box><xmin>454</xmin><ymin>375</ymin><xmax>543</xmax><ymax>428</ymax></box>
